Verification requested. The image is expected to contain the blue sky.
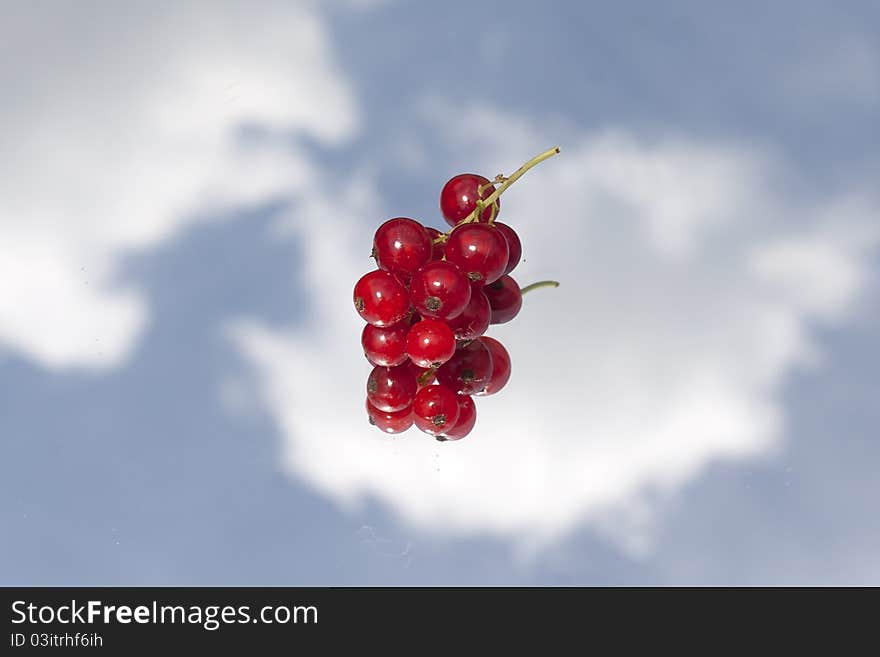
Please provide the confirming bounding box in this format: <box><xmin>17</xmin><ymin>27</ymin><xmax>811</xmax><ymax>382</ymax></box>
<box><xmin>1</xmin><ymin>0</ymin><xmax>878</xmax><ymax>584</ymax></box>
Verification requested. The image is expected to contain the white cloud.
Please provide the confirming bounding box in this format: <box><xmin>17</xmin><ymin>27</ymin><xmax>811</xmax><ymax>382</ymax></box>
<box><xmin>231</xmin><ymin>104</ymin><xmax>878</xmax><ymax>556</ymax></box>
<box><xmin>0</xmin><ymin>1</ymin><xmax>357</xmax><ymax>369</ymax></box>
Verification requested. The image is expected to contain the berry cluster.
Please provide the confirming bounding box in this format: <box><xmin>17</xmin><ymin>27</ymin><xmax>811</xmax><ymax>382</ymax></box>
<box><xmin>353</xmin><ymin>148</ymin><xmax>560</xmax><ymax>441</ymax></box>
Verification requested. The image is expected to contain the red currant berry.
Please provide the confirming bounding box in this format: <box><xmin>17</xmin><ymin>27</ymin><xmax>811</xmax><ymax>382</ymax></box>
<box><xmin>424</xmin><ymin>227</ymin><xmax>447</xmax><ymax>260</ymax></box>
<box><xmin>366</xmin><ymin>364</ymin><xmax>418</xmax><ymax>413</ymax></box>
<box><xmin>436</xmin><ymin>339</ymin><xmax>494</xmax><ymax>395</ymax></box>
<box><xmin>406</xmin><ymin>318</ymin><xmax>456</xmax><ymax>368</ymax></box>
<box><xmin>441</xmin><ymin>395</ymin><xmax>476</xmax><ymax>441</ymax></box>
<box><xmin>446</xmin><ymin>283</ymin><xmax>490</xmax><ymax>340</ymax></box>
<box><xmin>410</xmin><ymin>260</ymin><xmax>471</xmax><ymax>320</ymax></box>
<box><xmin>373</xmin><ymin>217</ymin><xmax>433</xmax><ymax>277</ymax></box>
<box><xmin>413</xmin><ymin>385</ymin><xmax>460</xmax><ymax>435</ymax></box>
<box><xmin>362</xmin><ymin>322</ymin><xmax>409</xmax><ymax>367</ymax></box>
<box><xmin>477</xmin><ymin>336</ymin><xmax>511</xmax><ymax>396</ymax></box>
<box><xmin>493</xmin><ymin>222</ymin><xmax>522</xmax><ymax>275</ymax></box>
<box><xmin>366</xmin><ymin>400</ymin><xmax>414</xmax><ymax>434</ymax></box>
<box><xmin>483</xmin><ymin>274</ymin><xmax>522</xmax><ymax>324</ymax></box>
<box><xmin>444</xmin><ymin>223</ymin><xmax>509</xmax><ymax>285</ymax></box>
<box><xmin>354</xmin><ymin>270</ymin><xmax>410</xmax><ymax>327</ymax></box>
<box><xmin>440</xmin><ymin>174</ymin><xmax>500</xmax><ymax>226</ymax></box>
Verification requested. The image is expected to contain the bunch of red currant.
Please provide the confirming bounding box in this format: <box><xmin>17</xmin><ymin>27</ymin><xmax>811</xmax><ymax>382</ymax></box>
<box><xmin>353</xmin><ymin>148</ymin><xmax>560</xmax><ymax>441</ymax></box>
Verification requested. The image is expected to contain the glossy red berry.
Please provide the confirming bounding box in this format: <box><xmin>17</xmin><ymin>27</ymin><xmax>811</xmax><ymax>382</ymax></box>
<box><xmin>477</xmin><ymin>336</ymin><xmax>511</xmax><ymax>396</ymax></box>
<box><xmin>367</xmin><ymin>364</ymin><xmax>418</xmax><ymax>413</ymax></box>
<box><xmin>424</xmin><ymin>227</ymin><xmax>446</xmax><ymax>261</ymax></box>
<box><xmin>406</xmin><ymin>318</ymin><xmax>456</xmax><ymax>368</ymax></box>
<box><xmin>413</xmin><ymin>385</ymin><xmax>460</xmax><ymax>435</ymax></box>
<box><xmin>362</xmin><ymin>322</ymin><xmax>409</xmax><ymax>367</ymax></box>
<box><xmin>373</xmin><ymin>217</ymin><xmax>433</xmax><ymax>277</ymax></box>
<box><xmin>484</xmin><ymin>274</ymin><xmax>522</xmax><ymax>324</ymax></box>
<box><xmin>494</xmin><ymin>222</ymin><xmax>522</xmax><ymax>275</ymax></box>
<box><xmin>446</xmin><ymin>283</ymin><xmax>490</xmax><ymax>340</ymax></box>
<box><xmin>444</xmin><ymin>223</ymin><xmax>509</xmax><ymax>285</ymax></box>
<box><xmin>440</xmin><ymin>173</ymin><xmax>500</xmax><ymax>226</ymax></box>
<box><xmin>410</xmin><ymin>260</ymin><xmax>471</xmax><ymax>320</ymax></box>
<box><xmin>366</xmin><ymin>400</ymin><xmax>414</xmax><ymax>434</ymax></box>
<box><xmin>436</xmin><ymin>339</ymin><xmax>494</xmax><ymax>395</ymax></box>
<box><xmin>441</xmin><ymin>395</ymin><xmax>476</xmax><ymax>441</ymax></box>
<box><xmin>354</xmin><ymin>270</ymin><xmax>410</xmax><ymax>327</ymax></box>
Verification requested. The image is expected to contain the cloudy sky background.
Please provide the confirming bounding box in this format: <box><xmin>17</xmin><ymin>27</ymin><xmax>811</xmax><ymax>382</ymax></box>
<box><xmin>1</xmin><ymin>0</ymin><xmax>878</xmax><ymax>584</ymax></box>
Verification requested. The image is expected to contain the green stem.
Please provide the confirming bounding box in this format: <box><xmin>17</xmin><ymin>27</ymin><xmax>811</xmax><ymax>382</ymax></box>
<box><xmin>417</xmin><ymin>367</ymin><xmax>438</xmax><ymax>387</ymax></box>
<box><xmin>432</xmin><ymin>146</ymin><xmax>562</xmax><ymax>244</ymax></box>
<box><xmin>520</xmin><ymin>280</ymin><xmax>560</xmax><ymax>295</ymax></box>
<box><xmin>475</xmin><ymin>147</ymin><xmax>560</xmax><ymax>217</ymax></box>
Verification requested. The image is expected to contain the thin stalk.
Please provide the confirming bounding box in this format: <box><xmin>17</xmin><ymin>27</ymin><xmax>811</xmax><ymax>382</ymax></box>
<box><xmin>520</xmin><ymin>280</ymin><xmax>560</xmax><ymax>295</ymax></box>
